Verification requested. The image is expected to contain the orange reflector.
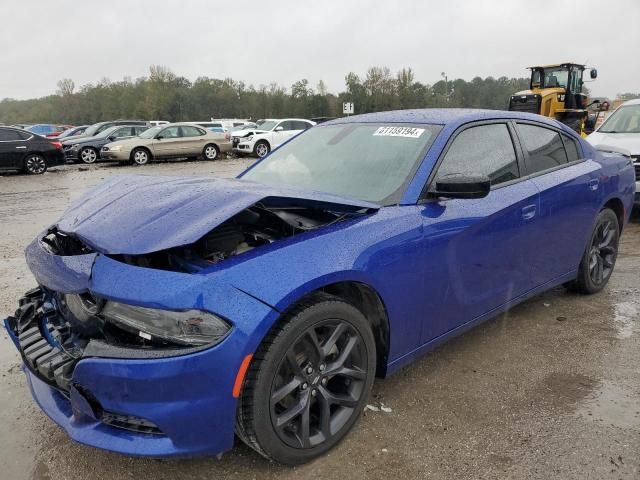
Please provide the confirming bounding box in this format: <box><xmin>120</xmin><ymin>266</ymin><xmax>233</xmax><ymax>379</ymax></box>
<box><xmin>232</xmin><ymin>354</ymin><xmax>253</xmax><ymax>398</ymax></box>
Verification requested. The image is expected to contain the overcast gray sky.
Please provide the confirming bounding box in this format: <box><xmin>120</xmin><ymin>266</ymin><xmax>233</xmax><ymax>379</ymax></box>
<box><xmin>1</xmin><ymin>0</ymin><xmax>638</xmax><ymax>100</ymax></box>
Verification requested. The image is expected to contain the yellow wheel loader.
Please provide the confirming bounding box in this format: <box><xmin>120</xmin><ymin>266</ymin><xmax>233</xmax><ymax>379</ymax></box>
<box><xmin>508</xmin><ymin>63</ymin><xmax>598</xmax><ymax>137</ymax></box>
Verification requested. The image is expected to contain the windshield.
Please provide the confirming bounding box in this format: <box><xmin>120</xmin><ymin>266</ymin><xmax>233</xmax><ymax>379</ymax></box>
<box><xmin>598</xmin><ymin>105</ymin><xmax>640</xmax><ymax>133</ymax></box>
<box><xmin>83</xmin><ymin>123</ymin><xmax>106</xmax><ymax>137</ymax></box>
<box><xmin>58</xmin><ymin>127</ymin><xmax>82</xmax><ymax>139</ymax></box>
<box><xmin>543</xmin><ymin>68</ymin><xmax>568</xmax><ymax>88</ymax></box>
<box><xmin>258</xmin><ymin>120</ymin><xmax>279</xmax><ymax>131</ymax></box>
<box><xmin>242</xmin><ymin>123</ymin><xmax>440</xmax><ymax>205</ymax></box>
<box><xmin>139</xmin><ymin>125</ymin><xmax>162</xmax><ymax>139</ymax></box>
<box><xmin>96</xmin><ymin>126</ymin><xmax>120</xmax><ymax>138</ymax></box>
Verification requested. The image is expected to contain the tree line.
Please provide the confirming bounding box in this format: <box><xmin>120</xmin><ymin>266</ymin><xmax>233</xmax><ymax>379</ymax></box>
<box><xmin>0</xmin><ymin>65</ymin><xmax>532</xmax><ymax>125</ymax></box>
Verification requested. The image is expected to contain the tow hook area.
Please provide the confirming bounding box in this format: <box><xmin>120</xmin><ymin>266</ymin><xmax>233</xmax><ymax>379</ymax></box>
<box><xmin>5</xmin><ymin>287</ymin><xmax>79</xmax><ymax>392</ymax></box>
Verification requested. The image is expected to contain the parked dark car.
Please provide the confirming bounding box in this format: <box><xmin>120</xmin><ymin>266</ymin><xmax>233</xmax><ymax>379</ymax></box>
<box><xmin>62</xmin><ymin>125</ymin><xmax>149</xmax><ymax>164</ymax></box>
<box><xmin>61</xmin><ymin>120</ymin><xmax>150</xmax><ymax>143</ymax></box>
<box><xmin>0</xmin><ymin>127</ymin><xmax>64</xmax><ymax>174</ymax></box>
<box><xmin>57</xmin><ymin>125</ymin><xmax>89</xmax><ymax>140</ymax></box>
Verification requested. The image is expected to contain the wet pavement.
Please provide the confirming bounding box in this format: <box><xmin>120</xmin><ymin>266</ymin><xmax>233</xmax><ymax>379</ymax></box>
<box><xmin>0</xmin><ymin>161</ymin><xmax>638</xmax><ymax>479</ymax></box>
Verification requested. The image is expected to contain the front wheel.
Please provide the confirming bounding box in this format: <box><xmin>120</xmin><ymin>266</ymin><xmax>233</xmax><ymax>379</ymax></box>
<box><xmin>79</xmin><ymin>147</ymin><xmax>98</xmax><ymax>164</ymax></box>
<box><xmin>24</xmin><ymin>154</ymin><xmax>47</xmax><ymax>174</ymax></box>
<box><xmin>566</xmin><ymin>208</ymin><xmax>620</xmax><ymax>294</ymax></box>
<box><xmin>236</xmin><ymin>294</ymin><xmax>376</xmax><ymax>465</ymax></box>
<box><xmin>254</xmin><ymin>141</ymin><xmax>270</xmax><ymax>158</ymax></box>
<box><xmin>131</xmin><ymin>148</ymin><xmax>150</xmax><ymax>166</ymax></box>
<box><xmin>202</xmin><ymin>143</ymin><xmax>219</xmax><ymax>161</ymax></box>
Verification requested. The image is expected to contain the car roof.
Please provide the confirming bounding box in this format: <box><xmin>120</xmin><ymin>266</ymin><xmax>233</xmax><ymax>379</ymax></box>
<box><xmin>324</xmin><ymin>108</ymin><xmax>570</xmax><ymax>131</ymax></box>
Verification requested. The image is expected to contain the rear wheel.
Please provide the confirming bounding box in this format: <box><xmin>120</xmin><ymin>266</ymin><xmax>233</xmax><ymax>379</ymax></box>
<box><xmin>566</xmin><ymin>208</ymin><xmax>619</xmax><ymax>294</ymax></box>
<box><xmin>202</xmin><ymin>143</ymin><xmax>219</xmax><ymax>161</ymax></box>
<box><xmin>131</xmin><ymin>148</ymin><xmax>150</xmax><ymax>166</ymax></box>
<box><xmin>23</xmin><ymin>154</ymin><xmax>47</xmax><ymax>174</ymax></box>
<box><xmin>79</xmin><ymin>147</ymin><xmax>98</xmax><ymax>164</ymax></box>
<box><xmin>236</xmin><ymin>294</ymin><xmax>376</xmax><ymax>465</ymax></box>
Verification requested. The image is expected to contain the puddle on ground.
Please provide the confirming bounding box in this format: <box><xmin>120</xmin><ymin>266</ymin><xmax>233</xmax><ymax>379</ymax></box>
<box><xmin>613</xmin><ymin>300</ymin><xmax>638</xmax><ymax>339</ymax></box>
<box><xmin>576</xmin><ymin>381</ymin><xmax>640</xmax><ymax>428</ymax></box>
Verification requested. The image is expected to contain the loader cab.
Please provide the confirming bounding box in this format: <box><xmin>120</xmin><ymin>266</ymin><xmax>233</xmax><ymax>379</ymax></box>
<box><xmin>530</xmin><ymin>64</ymin><xmax>594</xmax><ymax>110</ymax></box>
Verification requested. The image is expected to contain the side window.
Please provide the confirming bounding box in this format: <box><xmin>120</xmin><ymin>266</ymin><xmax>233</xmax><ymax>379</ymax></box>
<box><xmin>0</xmin><ymin>129</ymin><xmax>21</xmax><ymax>141</ymax></box>
<box><xmin>562</xmin><ymin>135</ymin><xmax>582</xmax><ymax>162</ymax></box>
<box><xmin>181</xmin><ymin>126</ymin><xmax>205</xmax><ymax>137</ymax></box>
<box><xmin>134</xmin><ymin>126</ymin><xmax>147</xmax><ymax>135</ymax></box>
<box><xmin>160</xmin><ymin>126</ymin><xmax>181</xmax><ymax>138</ymax></box>
<box><xmin>278</xmin><ymin>121</ymin><xmax>294</xmax><ymax>131</ymax></box>
<box><xmin>434</xmin><ymin>124</ymin><xmax>520</xmax><ymax>186</ymax></box>
<box><xmin>17</xmin><ymin>130</ymin><xmax>31</xmax><ymax>140</ymax></box>
<box><xmin>517</xmin><ymin>124</ymin><xmax>568</xmax><ymax>173</ymax></box>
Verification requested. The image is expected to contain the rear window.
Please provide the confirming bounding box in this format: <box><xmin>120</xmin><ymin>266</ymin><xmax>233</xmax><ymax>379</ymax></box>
<box><xmin>517</xmin><ymin>124</ymin><xmax>568</xmax><ymax>174</ymax></box>
<box><xmin>562</xmin><ymin>135</ymin><xmax>582</xmax><ymax>162</ymax></box>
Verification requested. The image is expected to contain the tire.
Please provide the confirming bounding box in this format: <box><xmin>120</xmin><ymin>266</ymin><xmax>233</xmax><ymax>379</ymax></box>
<box><xmin>23</xmin><ymin>154</ymin><xmax>47</xmax><ymax>175</ymax></box>
<box><xmin>236</xmin><ymin>293</ymin><xmax>376</xmax><ymax>465</ymax></box>
<box><xmin>131</xmin><ymin>148</ymin><xmax>150</xmax><ymax>166</ymax></box>
<box><xmin>566</xmin><ymin>208</ymin><xmax>620</xmax><ymax>294</ymax></box>
<box><xmin>202</xmin><ymin>143</ymin><xmax>219</xmax><ymax>161</ymax></box>
<box><xmin>254</xmin><ymin>141</ymin><xmax>270</xmax><ymax>158</ymax></box>
<box><xmin>79</xmin><ymin>147</ymin><xmax>98</xmax><ymax>164</ymax></box>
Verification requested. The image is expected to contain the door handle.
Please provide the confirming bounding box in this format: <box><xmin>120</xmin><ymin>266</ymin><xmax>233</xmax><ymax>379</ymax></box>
<box><xmin>15</xmin><ymin>146</ymin><xmax>27</xmax><ymax>149</ymax></box>
<box><xmin>521</xmin><ymin>204</ymin><xmax>536</xmax><ymax>220</ymax></box>
<box><xmin>588</xmin><ymin>178</ymin><xmax>599</xmax><ymax>191</ymax></box>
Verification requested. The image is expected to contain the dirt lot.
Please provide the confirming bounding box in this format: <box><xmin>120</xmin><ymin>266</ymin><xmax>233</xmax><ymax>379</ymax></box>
<box><xmin>0</xmin><ymin>160</ymin><xmax>638</xmax><ymax>480</ymax></box>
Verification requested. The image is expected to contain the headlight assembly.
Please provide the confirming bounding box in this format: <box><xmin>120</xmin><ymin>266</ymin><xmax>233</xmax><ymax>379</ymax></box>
<box><xmin>102</xmin><ymin>301</ymin><xmax>231</xmax><ymax>347</ymax></box>
<box><xmin>109</xmin><ymin>145</ymin><xmax>123</xmax><ymax>152</ymax></box>
<box><xmin>246</xmin><ymin>135</ymin><xmax>253</xmax><ymax>142</ymax></box>
<box><xmin>71</xmin><ymin>144</ymin><xmax>81</xmax><ymax>150</ymax></box>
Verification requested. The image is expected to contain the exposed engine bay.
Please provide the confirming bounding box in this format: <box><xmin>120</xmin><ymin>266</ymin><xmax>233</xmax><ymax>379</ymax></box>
<box><xmin>109</xmin><ymin>202</ymin><xmax>367</xmax><ymax>273</ymax></box>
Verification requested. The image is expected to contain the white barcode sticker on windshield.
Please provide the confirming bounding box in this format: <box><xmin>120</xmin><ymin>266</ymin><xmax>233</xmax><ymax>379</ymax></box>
<box><xmin>373</xmin><ymin>126</ymin><xmax>425</xmax><ymax>138</ymax></box>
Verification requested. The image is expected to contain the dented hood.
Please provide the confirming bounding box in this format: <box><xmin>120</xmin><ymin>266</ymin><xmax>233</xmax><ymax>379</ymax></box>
<box><xmin>55</xmin><ymin>175</ymin><xmax>378</xmax><ymax>255</ymax></box>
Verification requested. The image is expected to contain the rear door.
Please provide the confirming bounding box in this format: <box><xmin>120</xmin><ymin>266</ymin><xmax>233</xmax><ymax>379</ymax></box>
<box><xmin>513</xmin><ymin>122</ymin><xmax>602</xmax><ymax>285</ymax></box>
<box><xmin>0</xmin><ymin>128</ymin><xmax>27</xmax><ymax>169</ymax></box>
<box><xmin>419</xmin><ymin>121</ymin><xmax>540</xmax><ymax>342</ymax></box>
<box><xmin>179</xmin><ymin>126</ymin><xmax>208</xmax><ymax>155</ymax></box>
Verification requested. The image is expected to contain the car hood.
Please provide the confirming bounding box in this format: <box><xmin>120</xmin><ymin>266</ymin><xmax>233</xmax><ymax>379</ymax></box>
<box><xmin>54</xmin><ymin>175</ymin><xmax>379</xmax><ymax>255</ymax></box>
<box><xmin>231</xmin><ymin>129</ymin><xmax>268</xmax><ymax>138</ymax></box>
<box><xmin>586</xmin><ymin>132</ymin><xmax>640</xmax><ymax>155</ymax></box>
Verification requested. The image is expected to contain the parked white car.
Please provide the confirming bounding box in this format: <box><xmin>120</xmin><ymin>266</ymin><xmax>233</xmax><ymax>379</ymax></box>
<box><xmin>232</xmin><ymin>118</ymin><xmax>315</xmax><ymax>157</ymax></box>
<box><xmin>586</xmin><ymin>99</ymin><xmax>640</xmax><ymax>207</ymax></box>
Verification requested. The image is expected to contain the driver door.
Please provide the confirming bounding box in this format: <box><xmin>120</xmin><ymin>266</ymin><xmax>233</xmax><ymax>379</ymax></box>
<box><xmin>271</xmin><ymin>121</ymin><xmax>297</xmax><ymax>148</ymax></box>
<box><xmin>151</xmin><ymin>126</ymin><xmax>183</xmax><ymax>158</ymax></box>
<box><xmin>419</xmin><ymin>121</ymin><xmax>540</xmax><ymax>343</ymax></box>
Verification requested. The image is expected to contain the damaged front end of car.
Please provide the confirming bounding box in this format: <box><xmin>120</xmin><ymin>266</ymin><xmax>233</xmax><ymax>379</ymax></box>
<box><xmin>4</xmin><ymin>174</ymin><xmax>379</xmax><ymax>457</ymax></box>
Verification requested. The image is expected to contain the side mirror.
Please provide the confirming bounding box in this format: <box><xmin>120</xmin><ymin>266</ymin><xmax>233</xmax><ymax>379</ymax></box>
<box><xmin>156</xmin><ymin>135</ymin><xmax>163</xmax><ymax>140</ymax></box>
<box><xmin>590</xmin><ymin>68</ymin><xmax>598</xmax><ymax>79</ymax></box>
<box><xmin>275</xmin><ymin>126</ymin><xmax>284</xmax><ymax>132</ymax></box>
<box><xmin>108</xmin><ymin>136</ymin><xmax>116</xmax><ymax>141</ymax></box>
<box><xmin>433</xmin><ymin>174</ymin><xmax>491</xmax><ymax>199</ymax></box>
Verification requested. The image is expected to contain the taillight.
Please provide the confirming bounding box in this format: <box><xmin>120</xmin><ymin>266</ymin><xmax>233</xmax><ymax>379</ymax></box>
<box><xmin>50</xmin><ymin>141</ymin><xmax>63</xmax><ymax>150</ymax></box>
<box><xmin>225</xmin><ymin>132</ymin><xmax>231</xmax><ymax>141</ymax></box>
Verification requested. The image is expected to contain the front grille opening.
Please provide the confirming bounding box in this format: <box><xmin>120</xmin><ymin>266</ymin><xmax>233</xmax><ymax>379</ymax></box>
<box><xmin>41</xmin><ymin>228</ymin><xmax>94</xmax><ymax>256</ymax></box>
<box><xmin>101</xmin><ymin>411</ymin><xmax>165</xmax><ymax>435</ymax></box>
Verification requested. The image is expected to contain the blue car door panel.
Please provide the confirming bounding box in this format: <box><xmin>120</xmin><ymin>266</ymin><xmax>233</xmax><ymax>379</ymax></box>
<box><xmin>420</xmin><ymin>180</ymin><xmax>539</xmax><ymax>342</ymax></box>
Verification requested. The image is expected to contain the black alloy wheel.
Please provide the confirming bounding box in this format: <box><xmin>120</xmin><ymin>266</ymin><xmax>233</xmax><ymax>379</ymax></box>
<box><xmin>236</xmin><ymin>294</ymin><xmax>376</xmax><ymax>465</ymax></box>
<box><xmin>566</xmin><ymin>208</ymin><xmax>620</xmax><ymax>294</ymax></box>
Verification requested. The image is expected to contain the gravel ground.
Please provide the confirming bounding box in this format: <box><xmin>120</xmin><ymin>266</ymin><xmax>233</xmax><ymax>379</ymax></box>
<box><xmin>0</xmin><ymin>160</ymin><xmax>638</xmax><ymax>480</ymax></box>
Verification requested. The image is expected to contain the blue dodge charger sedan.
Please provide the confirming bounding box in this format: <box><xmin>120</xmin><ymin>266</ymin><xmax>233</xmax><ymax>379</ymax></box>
<box><xmin>4</xmin><ymin>109</ymin><xmax>636</xmax><ymax>464</ymax></box>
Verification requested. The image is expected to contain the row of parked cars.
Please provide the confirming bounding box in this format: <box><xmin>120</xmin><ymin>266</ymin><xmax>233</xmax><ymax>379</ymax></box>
<box><xmin>0</xmin><ymin>116</ymin><xmax>321</xmax><ymax>174</ymax></box>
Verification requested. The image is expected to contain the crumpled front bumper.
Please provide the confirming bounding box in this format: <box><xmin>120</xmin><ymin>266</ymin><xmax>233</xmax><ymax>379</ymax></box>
<box><xmin>5</xmin><ymin>236</ymin><xmax>279</xmax><ymax>457</ymax></box>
